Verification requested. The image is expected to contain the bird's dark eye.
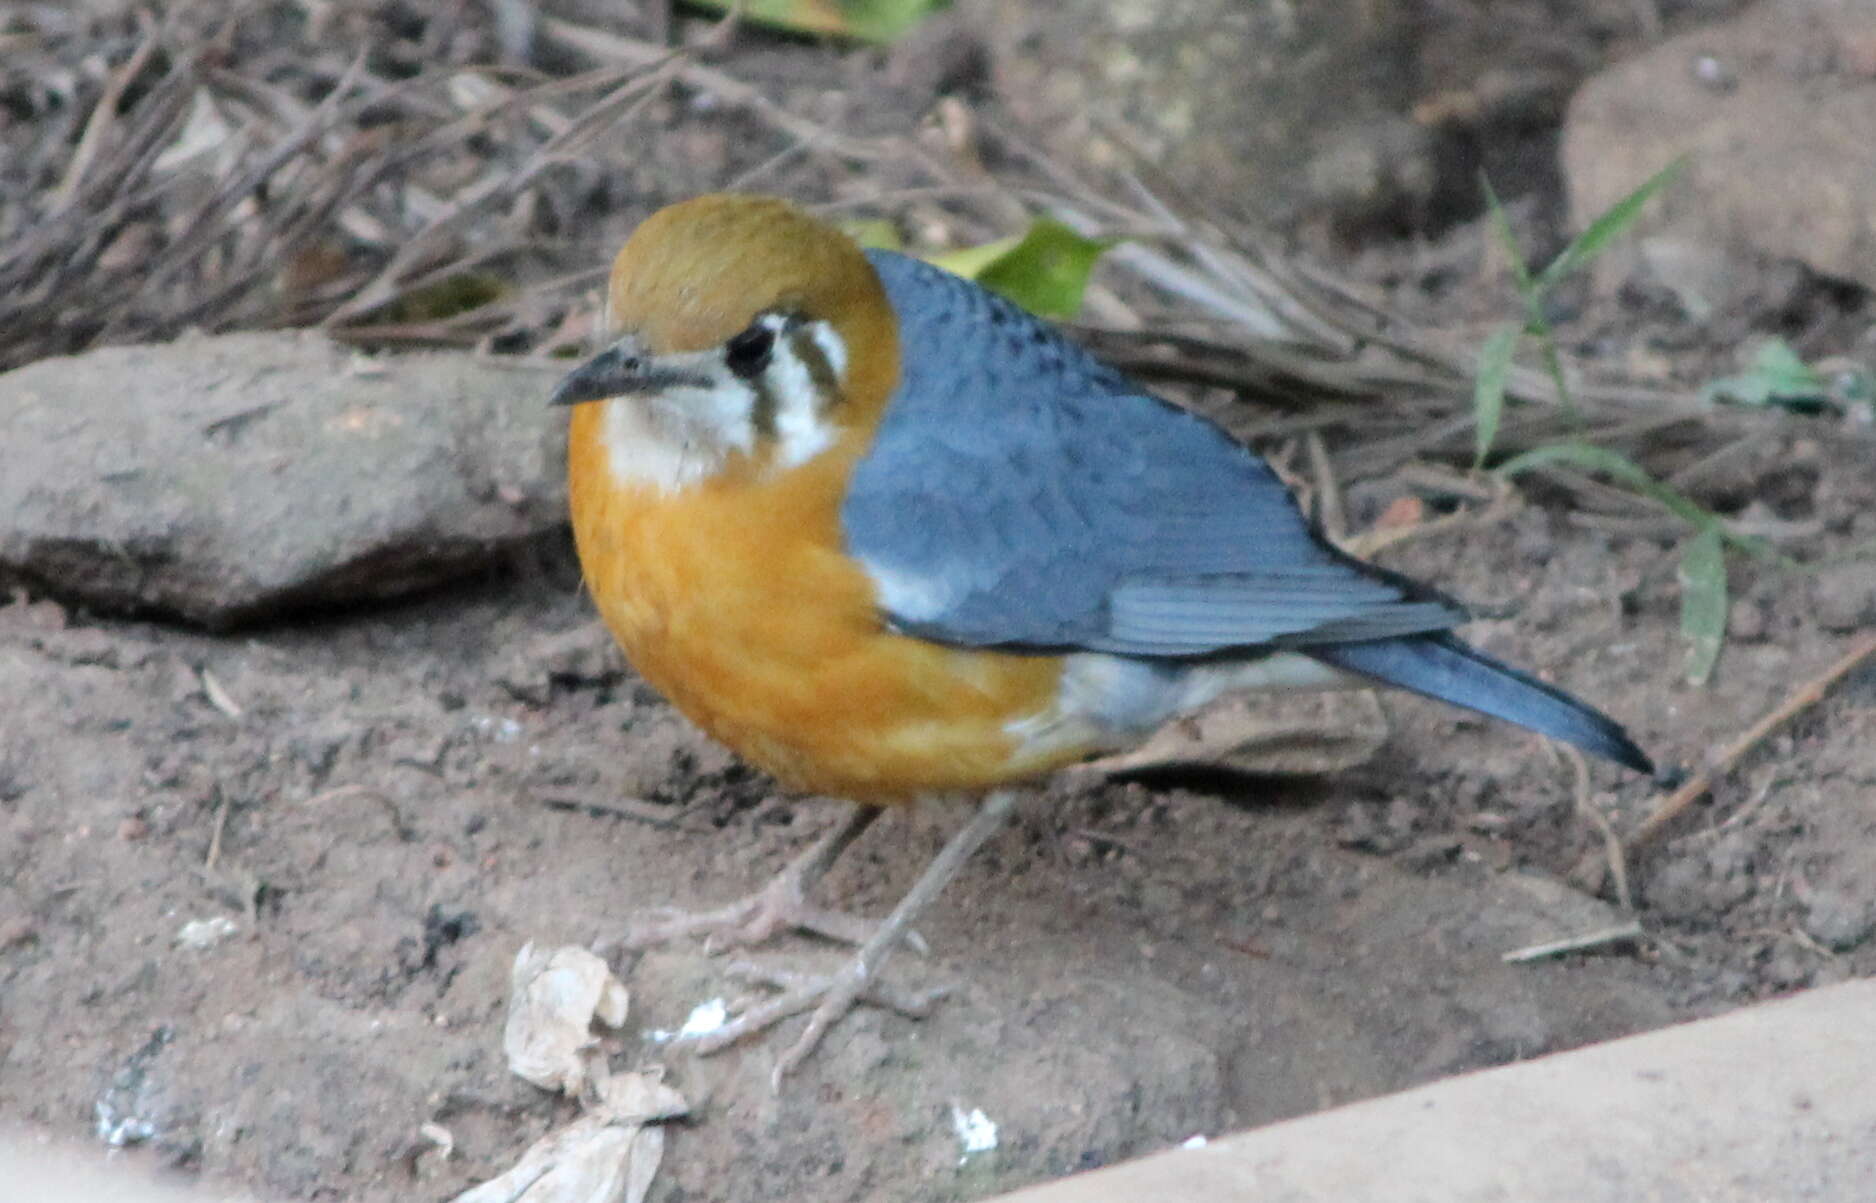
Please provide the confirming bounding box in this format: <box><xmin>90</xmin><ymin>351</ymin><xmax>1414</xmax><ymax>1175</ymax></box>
<box><xmin>725</xmin><ymin>323</ymin><xmax>775</xmax><ymax>379</ymax></box>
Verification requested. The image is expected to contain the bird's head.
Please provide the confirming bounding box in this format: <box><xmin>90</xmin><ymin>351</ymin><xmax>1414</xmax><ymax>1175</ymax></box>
<box><xmin>552</xmin><ymin>194</ymin><xmax>900</xmax><ymax>491</ymax></box>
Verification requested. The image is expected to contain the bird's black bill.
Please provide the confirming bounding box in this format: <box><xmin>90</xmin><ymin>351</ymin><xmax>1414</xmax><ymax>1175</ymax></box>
<box><xmin>549</xmin><ymin>343</ymin><xmax>648</xmax><ymax>408</ymax></box>
<box><xmin>549</xmin><ymin>343</ymin><xmax>717</xmax><ymax>407</ymax></box>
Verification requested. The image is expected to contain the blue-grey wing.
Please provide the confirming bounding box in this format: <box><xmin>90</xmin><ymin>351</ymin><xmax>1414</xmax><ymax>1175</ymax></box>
<box><xmin>842</xmin><ymin>251</ymin><xmax>1464</xmax><ymax>656</ymax></box>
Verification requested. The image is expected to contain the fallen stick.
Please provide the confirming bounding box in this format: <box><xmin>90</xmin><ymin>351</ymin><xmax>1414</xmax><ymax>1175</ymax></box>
<box><xmin>1569</xmin><ymin>632</ymin><xmax>1876</xmax><ymax>895</ymax></box>
<box><xmin>1502</xmin><ymin>921</ymin><xmax>1646</xmax><ymax>964</ymax></box>
<box><xmin>1627</xmin><ymin>632</ymin><xmax>1876</xmax><ymax>853</ymax></box>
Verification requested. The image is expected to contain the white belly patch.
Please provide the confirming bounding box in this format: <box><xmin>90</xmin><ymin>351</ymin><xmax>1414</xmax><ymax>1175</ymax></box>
<box><xmin>1007</xmin><ymin>648</ymin><xmax>1359</xmax><ymax>759</ymax></box>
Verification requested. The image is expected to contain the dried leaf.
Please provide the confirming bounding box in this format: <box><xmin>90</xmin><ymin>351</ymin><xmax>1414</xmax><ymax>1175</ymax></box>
<box><xmin>451</xmin><ymin>1110</ymin><xmax>666</xmax><ymax>1203</ymax></box>
<box><xmin>464</xmin><ymin>948</ymin><xmax>687</xmax><ymax>1203</ymax></box>
<box><xmin>1085</xmin><ymin>696</ymin><xmax>1388</xmax><ymax>779</ymax></box>
<box><xmin>502</xmin><ymin>943</ymin><xmax>630</xmax><ymax>1095</ymax></box>
<box><xmin>1371</xmin><ymin>495</ymin><xmax>1426</xmax><ymax>532</ymax></box>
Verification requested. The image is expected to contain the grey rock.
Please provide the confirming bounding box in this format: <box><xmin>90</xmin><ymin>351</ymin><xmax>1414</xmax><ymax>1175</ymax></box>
<box><xmin>964</xmin><ymin>0</ymin><xmax>1421</xmax><ymax>227</ymax></box>
<box><xmin>1563</xmin><ymin>0</ymin><xmax>1876</xmax><ymax>308</ymax></box>
<box><xmin>1647</xmin><ymin>854</ymin><xmax>1731</xmax><ymax>920</ymax></box>
<box><xmin>1813</xmin><ymin>562</ymin><xmax>1876</xmax><ymax>633</ymax></box>
<box><xmin>1728</xmin><ymin>596</ymin><xmax>1769</xmax><ymax>642</ymax></box>
<box><xmin>0</xmin><ymin>331</ymin><xmax>567</xmax><ymax>629</ymax></box>
<box><xmin>1803</xmin><ymin>887</ymin><xmax>1876</xmax><ymax>952</ymax></box>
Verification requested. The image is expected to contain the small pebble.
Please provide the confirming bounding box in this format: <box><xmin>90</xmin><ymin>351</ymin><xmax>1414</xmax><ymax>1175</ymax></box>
<box><xmin>1802</xmin><ymin>887</ymin><xmax>1876</xmax><ymax>952</ymax></box>
<box><xmin>1813</xmin><ymin>563</ymin><xmax>1876</xmax><ymax>632</ymax></box>
<box><xmin>1727</xmin><ymin>597</ymin><xmax>1767</xmax><ymax>642</ymax></box>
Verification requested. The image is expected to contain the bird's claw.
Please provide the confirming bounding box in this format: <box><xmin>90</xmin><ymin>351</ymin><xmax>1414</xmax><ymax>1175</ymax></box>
<box><xmin>623</xmin><ymin>897</ymin><xmax>768</xmax><ymax>952</ymax></box>
<box><xmin>674</xmin><ymin>957</ymin><xmax>949</xmax><ymax>1087</ymax></box>
<box><xmin>624</xmin><ymin>879</ymin><xmax>926</xmax><ymax>956</ymax></box>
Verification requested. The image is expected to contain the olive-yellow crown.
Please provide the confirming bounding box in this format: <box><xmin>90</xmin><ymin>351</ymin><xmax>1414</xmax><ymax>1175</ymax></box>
<box><xmin>605</xmin><ymin>194</ymin><xmax>900</xmax><ymax>412</ymax></box>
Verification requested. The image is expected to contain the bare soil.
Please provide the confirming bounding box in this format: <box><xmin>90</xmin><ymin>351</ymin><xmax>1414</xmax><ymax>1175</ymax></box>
<box><xmin>4</xmin><ymin>410</ymin><xmax>1873</xmax><ymax>1200</ymax></box>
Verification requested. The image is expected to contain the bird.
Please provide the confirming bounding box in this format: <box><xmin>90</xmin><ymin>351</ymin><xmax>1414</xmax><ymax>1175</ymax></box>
<box><xmin>550</xmin><ymin>193</ymin><xmax>1652</xmax><ymax>1081</ymax></box>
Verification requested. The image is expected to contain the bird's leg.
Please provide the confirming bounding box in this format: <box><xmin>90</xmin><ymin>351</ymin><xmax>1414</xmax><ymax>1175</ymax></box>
<box><xmin>681</xmin><ymin>789</ymin><xmax>1020</xmax><ymax>1086</ymax></box>
<box><xmin>624</xmin><ymin>802</ymin><xmax>917</xmax><ymax>954</ymax></box>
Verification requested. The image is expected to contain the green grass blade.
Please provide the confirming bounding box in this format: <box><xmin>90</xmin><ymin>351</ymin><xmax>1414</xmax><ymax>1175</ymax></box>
<box><xmin>1495</xmin><ymin>441</ymin><xmax>1710</xmax><ymax>527</ymax></box>
<box><xmin>688</xmin><ymin>0</ymin><xmax>948</xmax><ymax>43</ymax></box>
<box><xmin>1678</xmin><ymin>524</ymin><xmax>1728</xmax><ymax>686</ymax></box>
<box><xmin>1479</xmin><ymin>174</ymin><xmax>1536</xmax><ymax>298</ymax></box>
<box><xmin>1533</xmin><ymin>157</ymin><xmax>1684</xmax><ymax>299</ymax></box>
<box><xmin>1473</xmin><ymin>321</ymin><xmax>1519</xmax><ymax>467</ymax></box>
<box><xmin>1498</xmin><ymin>439</ymin><xmax>1781</xmax><ymax>558</ymax></box>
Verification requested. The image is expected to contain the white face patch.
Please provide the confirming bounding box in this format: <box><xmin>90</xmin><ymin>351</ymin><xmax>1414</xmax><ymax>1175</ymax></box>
<box><xmin>760</xmin><ymin>316</ymin><xmax>840</xmax><ymax>470</ymax></box>
<box><xmin>591</xmin><ymin>317</ymin><xmax>848</xmax><ymax>493</ymax></box>
<box><xmin>749</xmin><ymin>316</ymin><xmax>848</xmax><ymax>471</ymax></box>
<box><xmin>596</xmin><ymin>344</ymin><xmax>755</xmax><ymax>492</ymax></box>
<box><xmin>598</xmin><ymin>390</ymin><xmax>736</xmax><ymax>492</ymax></box>
<box><xmin>807</xmin><ymin>320</ymin><xmax>847</xmax><ymax>381</ymax></box>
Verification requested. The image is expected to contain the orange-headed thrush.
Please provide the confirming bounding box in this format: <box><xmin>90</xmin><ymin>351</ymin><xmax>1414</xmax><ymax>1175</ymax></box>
<box><xmin>550</xmin><ymin>194</ymin><xmax>1652</xmax><ymax>1080</ymax></box>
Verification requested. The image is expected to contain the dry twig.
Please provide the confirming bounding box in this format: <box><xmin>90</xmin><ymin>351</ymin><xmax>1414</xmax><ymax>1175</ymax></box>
<box><xmin>1571</xmin><ymin>633</ymin><xmax>1876</xmax><ymax>895</ymax></box>
<box><xmin>0</xmin><ymin>0</ymin><xmax>1759</xmax><ymax>503</ymax></box>
<box><xmin>1627</xmin><ymin>633</ymin><xmax>1876</xmax><ymax>853</ymax></box>
<box><xmin>204</xmin><ymin>788</ymin><xmax>231</xmax><ymax>871</ymax></box>
<box><xmin>1503</xmin><ymin>921</ymin><xmax>1646</xmax><ymax>963</ymax></box>
<box><xmin>1563</xmin><ymin>745</ymin><xmax>1632</xmax><ymax>912</ymax></box>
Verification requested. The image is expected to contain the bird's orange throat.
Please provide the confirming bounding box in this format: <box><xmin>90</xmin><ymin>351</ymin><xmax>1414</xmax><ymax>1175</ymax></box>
<box><xmin>567</xmin><ymin>402</ymin><xmax>1076</xmax><ymax>802</ymax></box>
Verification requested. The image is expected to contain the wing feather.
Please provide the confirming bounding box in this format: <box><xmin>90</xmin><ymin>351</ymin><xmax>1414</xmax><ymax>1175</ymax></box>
<box><xmin>844</xmin><ymin>251</ymin><xmax>1466</xmax><ymax>657</ymax></box>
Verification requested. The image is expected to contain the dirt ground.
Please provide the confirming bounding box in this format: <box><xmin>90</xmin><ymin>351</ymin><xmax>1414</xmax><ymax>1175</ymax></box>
<box><xmin>3</xmin><ymin>4</ymin><xmax>1875</xmax><ymax>1202</ymax></box>
<box><xmin>4</xmin><ymin>416</ymin><xmax>1873</xmax><ymax>1200</ymax></box>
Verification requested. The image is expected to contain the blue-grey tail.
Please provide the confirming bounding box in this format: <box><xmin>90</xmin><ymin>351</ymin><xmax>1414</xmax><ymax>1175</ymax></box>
<box><xmin>1307</xmin><ymin>631</ymin><xmax>1652</xmax><ymax>774</ymax></box>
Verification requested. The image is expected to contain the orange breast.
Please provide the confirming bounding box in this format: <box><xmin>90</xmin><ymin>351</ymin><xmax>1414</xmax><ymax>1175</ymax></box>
<box><xmin>567</xmin><ymin>405</ymin><xmax>1078</xmax><ymax>802</ymax></box>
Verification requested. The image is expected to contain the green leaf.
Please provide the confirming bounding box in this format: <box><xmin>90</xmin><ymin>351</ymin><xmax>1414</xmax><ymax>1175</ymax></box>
<box><xmin>1700</xmin><ymin>338</ymin><xmax>1830</xmax><ymax>412</ymax></box>
<box><xmin>1678</xmin><ymin>524</ymin><xmax>1727</xmax><ymax>686</ymax></box>
<box><xmin>1472</xmin><ymin>322</ymin><xmax>1519</xmax><ymax>467</ymax></box>
<box><xmin>1749</xmin><ymin>338</ymin><xmax>1812</xmax><ymax>382</ymax></box>
<box><xmin>688</xmin><ymin>0</ymin><xmax>948</xmax><ymax>44</ymax></box>
<box><xmin>841</xmin><ymin>218</ymin><xmax>903</xmax><ymax>252</ymax></box>
<box><xmin>1533</xmin><ymin>157</ymin><xmax>1685</xmax><ymax>299</ymax></box>
<box><xmin>927</xmin><ymin>233</ymin><xmax>1021</xmax><ymax>281</ymax></box>
<box><xmin>930</xmin><ymin>219</ymin><xmax>1116</xmax><ymax>320</ymax></box>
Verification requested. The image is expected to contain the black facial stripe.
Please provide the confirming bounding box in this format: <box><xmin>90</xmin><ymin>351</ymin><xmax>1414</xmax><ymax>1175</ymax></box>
<box><xmin>749</xmin><ymin>375</ymin><xmax>779</xmax><ymax>440</ymax></box>
<box><xmin>789</xmin><ymin>327</ymin><xmax>843</xmax><ymax>408</ymax></box>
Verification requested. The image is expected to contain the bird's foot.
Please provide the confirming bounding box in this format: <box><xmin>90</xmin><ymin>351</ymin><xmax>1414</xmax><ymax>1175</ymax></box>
<box><xmin>623</xmin><ymin>803</ymin><xmax>925</xmax><ymax>956</ymax></box>
<box><xmin>680</xmin><ymin>957</ymin><xmax>949</xmax><ymax>1088</ymax></box>
<box><xmin>624</xmin><ymin>872</ymin><xmax>926</xmax><ymax>956</ymax></box>
<box><xmin>647</xmin><ymin>792</ymin><xmax>1018</xmax><ymax>1084</ymax></box>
